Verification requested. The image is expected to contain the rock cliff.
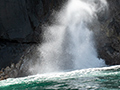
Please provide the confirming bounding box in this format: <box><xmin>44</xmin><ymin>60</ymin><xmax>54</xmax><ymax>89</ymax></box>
<box><xmin>97</xmin><ymin>0</ymin><xmax>120</xmax><ymax>65</ymax></box>
<box><xmin>0</xmin><ymin>0</ymin><xmax>65</xmax><ymax>69</ymax></box>
<box><xmin>0</xmin><ymin>0</ymin><xmax>65</xmax><ymax>80</ymax></box>
<box><xmin>0</xmin><ymin>0</ymin><xmax>120</xmax><ymax>80</ymax></box>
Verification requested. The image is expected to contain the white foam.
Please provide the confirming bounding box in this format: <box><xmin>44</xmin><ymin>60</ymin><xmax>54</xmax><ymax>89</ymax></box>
<box><xmin>29</xmin><ymin>0</ymin><xmax>108</xmax><ymax>74</ymax></box>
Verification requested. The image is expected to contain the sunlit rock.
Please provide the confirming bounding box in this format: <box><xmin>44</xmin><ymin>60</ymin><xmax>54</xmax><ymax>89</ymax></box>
<box><xmin>16</xmin><ymin>60</ymin><xmax>22</xmax><ymax>70</ymax></box>
<box><xmin>9</xmin><ymin>69</ymin><xmax>18</xmax><ymax>78</ymax></box>
<box><xmin>4</xmin><ymin>66</ymin><xmax>11</xmax><ymax>74</ymax></box>
<box><xmin>11</xmin><ymin>63</ymin><xmax>15</xmax><ymax>69</ymax></box>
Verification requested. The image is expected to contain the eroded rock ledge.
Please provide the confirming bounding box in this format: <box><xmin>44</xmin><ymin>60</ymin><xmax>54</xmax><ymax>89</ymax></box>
<box><xmin>0</xmin><ymin>61</ymin><xmax>22</xmax><ymax>80</ymax></box>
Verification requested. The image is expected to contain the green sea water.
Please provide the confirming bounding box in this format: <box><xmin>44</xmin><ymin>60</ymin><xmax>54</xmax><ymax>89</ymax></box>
<box><xmin>0</xmin><ymin>66</ymin><xmax>120</xmax><ymax>90</ymax></box>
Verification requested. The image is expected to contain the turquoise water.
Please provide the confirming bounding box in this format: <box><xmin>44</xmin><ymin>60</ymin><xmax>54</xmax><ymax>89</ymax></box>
<box><xmin>0</xmin><ymin>66</ymin><xmax>120</xmax><ymax>90</ymax></box>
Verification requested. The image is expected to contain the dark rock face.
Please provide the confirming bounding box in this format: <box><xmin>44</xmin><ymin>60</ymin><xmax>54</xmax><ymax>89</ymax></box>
<box><xmin>0</xmin><ymin>0</ymin><xmax>65</xmax><ymax>42</ymax></box>
<box><xmin>96</xmin><ymin>0</ymin><xmax>120</xmax><ymax>65</ymax></box>
<box><xmin>0</xmin><ymin>0</ymin><xmax>33</xmax><ymax>42</ymax></box>
<box><xmin>0</xmin><ymin>40</ymin><xmax>29</xmax><ymax>69</ymax></box>
<box><xmin>0</xmin><ymin>0</ymin><xmax>65</xmax><ymax>70</ymax></box>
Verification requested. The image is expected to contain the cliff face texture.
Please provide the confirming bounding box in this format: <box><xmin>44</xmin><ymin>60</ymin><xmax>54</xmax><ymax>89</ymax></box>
<box><xmin>0</xmin><ymin>0</ymin><xmax>120</xmax><ymax>79</ymax></box>
<box><xmin>0</xmin><ymin>0</ymin><xmax>65</xmax><ymax>42</ymax></box>
<box><xmin>97</xmin><ymin>0</ymin><xmax>120</xmax><ymax>65</ymax></box>
<box><xmin>0</xmin><ymin>0</ymin><xmax>65</xmax><ymax>69</ymax></box>
<box><xmin>0</xmin><ymin>0</ymin><xmax>65</xmax><ymax>79</ymax></box>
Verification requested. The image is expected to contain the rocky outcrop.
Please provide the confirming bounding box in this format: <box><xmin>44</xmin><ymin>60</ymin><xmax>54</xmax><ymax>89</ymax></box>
<box><xmin>0</xmin><ymin>44</ymin><xmax>38</xmax><ymax>80</ymax></box>
<box><xmin>0</xmin><ymin>61</ymin><xmax>21</xmax><ymax>80</ymax></box>
<box><xmin>0</xmin><ymin>0</ymin><xmax>66</xmax><ymax>80</ymax></box>
<box><xmin>96</xmin><ymin>0</ymin><xmax>120</xmax><ymax>65</ymax></box>
<box><xmin>0</xmin><ymin>0</ymin><xmax>65</xmax><ymax>69</ymax></box>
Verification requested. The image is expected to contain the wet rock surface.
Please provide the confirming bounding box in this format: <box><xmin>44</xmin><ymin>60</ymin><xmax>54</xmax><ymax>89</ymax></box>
<box><xmin>0</xmin><ymin>44</ymin><xmax>38</xmax><ymax>80</ymax></box>
<box><xmin>0</xmin><ymin>0</ymin><xmax>65</xmax><ymax>80</ymax></box>
<box><xmin>0</xmin><ymin>61</ymin><xmax>22</xmax><ymax>80</ymax></box>
<box><xmin>96</xmin><ymin>0</ymin><xmax>120</xmax><ymax>65</ymax></box>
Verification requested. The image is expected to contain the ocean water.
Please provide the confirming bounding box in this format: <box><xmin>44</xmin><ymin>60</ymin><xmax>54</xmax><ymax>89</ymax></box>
<box><xmin>0</xmin><ymin>66</ymin><xmax>120</xmax><ymax>90</ymax></box>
